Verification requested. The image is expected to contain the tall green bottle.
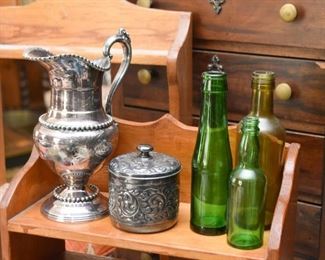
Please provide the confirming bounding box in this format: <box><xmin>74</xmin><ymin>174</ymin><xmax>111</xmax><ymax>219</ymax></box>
<box><xmin>228</xmin><ymin>116</ymin><xmax>266</xmax><ymax>249</ymax></box>
<box><xmin>190</xmin><ymin>56</ymin><xmax>232</xmax><ymax>235</ymax></box>
<box><xmin>237</xmin><ymin>71</ymin><xmax>285</xmax><ymax>227</ymax></box>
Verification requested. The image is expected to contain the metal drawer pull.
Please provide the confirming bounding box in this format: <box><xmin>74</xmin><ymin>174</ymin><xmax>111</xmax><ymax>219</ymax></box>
<box><xmin>275</xmin><ymin>83</ymin><xmax>292</xmax><ymax>100</ymax></box>
<box><xmin>208</xmin><ymin>0</ymin><xmax>225</xmax><ymax>14</ymax></box>
<box><xmin>279</xmin><ymin>3</ymin><xmax>297</xmax><ymax>22</ymax></box>
<box><xmin>137</xmin><ymin>69</ymin><xmax>152</xmax><ymax>85</ymax></box>
<box><xmin>136</xmin><ymin>0</ymin><xmax>153</xmax><ymax>8</ymax></box>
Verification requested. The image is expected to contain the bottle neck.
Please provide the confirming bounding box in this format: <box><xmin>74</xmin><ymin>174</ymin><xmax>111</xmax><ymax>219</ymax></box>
<box><xmin>200</xmin><ymin>90</ymin><xmax>228</xmax><ymax>128</ymax></box>
<box><xmin>250</xmin><ymin>87</ymin><xmax>274</xmax><ymax>116</ymax></box>
<box><xmin>238</xmin><ymin>131</ymin><xmax>260</xmax><ymax>169</ymax></box>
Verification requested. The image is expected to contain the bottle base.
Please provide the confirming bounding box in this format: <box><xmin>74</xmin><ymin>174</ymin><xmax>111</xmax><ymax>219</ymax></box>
<box><xmin>190</xmin><ymin>222</ymin><xmax>226</xmax><ymax>236</ymax></box>
<box><xmin>227</xmin><ymin>233</ymin><xmax>262</xmax><ymax>250</ymax></box>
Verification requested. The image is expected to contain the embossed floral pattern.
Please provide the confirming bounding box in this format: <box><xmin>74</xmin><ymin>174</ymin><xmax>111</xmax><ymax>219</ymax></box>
<box><xmin>109</xmin><ymin>177</ymin><xmax>179</xmax><ymax>226</ymax></box>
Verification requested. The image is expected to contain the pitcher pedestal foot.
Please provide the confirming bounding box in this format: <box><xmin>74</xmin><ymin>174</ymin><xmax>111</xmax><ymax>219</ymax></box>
<box><xmin>41</xmin><ymin>185</ymin><xmax>108</xmax><ymax>223</ymax></box>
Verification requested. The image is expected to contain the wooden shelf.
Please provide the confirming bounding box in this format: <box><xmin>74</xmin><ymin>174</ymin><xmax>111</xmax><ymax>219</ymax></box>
<box><xmin>0</xmin><ymin>0</ymin><xmax>187</xmax><ymax>65</ymax></box>
<box><xmin>0</xmin><ymin>0</ymin><xmax>193</xmax><ymax>124</ymax></box>
<box><xmin>8</xmin><ymin>194</ymin><xmax>269</xmax><ymax>260</ymax></box>
<box><xmin>0</xmin><ymin>114</ymin><xmax>301</xmax><ymax>259</ymax></box>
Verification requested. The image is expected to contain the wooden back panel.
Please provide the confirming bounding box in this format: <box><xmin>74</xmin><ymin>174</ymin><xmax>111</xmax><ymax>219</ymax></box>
<box><xmin>0</xmin><ymin>0</ymin><xmax>189</xmax><ymax>65</ymax></box>
<box><xmin>91</xmin><ymin>114</ymin><xmax>237</xmax><ymax>203</ymax></box>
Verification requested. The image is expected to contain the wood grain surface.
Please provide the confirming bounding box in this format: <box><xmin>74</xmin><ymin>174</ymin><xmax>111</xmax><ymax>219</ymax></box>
<box><xmin>8</xmin><ymin>199</ymin><xmax>269</xmax><ymax>260</ymax></box>
<box><xmin>0</xmin><ymin>0</ymin><xmax>188</xmax><ymax>65</ymax></box>
<box><xmin>0</xmin><ymin>60</ymin><xmax>22</xmax><ymax>109</ymax></box>
<box><xmin>286</xmin><ymin>132</ymin><xmax>324</xmax><ymax>205</ymax></box>
<box><xmin>149</xmin><ymin>0</ymin><xmax>325</xmax><ymax>60</ymax></box>
<box><xmin>0</xmin><ymin>77</ymin><xmax>6</xmax><ymax>184</ymax></box>
<box><xmin>192</xmin><ymin>51</ymin><xmax>325</xmax><ymax>135</ymax></box>
<box><xmin>294</xmin><ymin>202</ymin><xmax>322</xmax><ymax>260</ymax></box>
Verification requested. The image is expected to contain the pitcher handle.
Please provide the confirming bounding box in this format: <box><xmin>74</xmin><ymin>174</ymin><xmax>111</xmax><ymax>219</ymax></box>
<box><xmin>103</xmin><ymin>28</ymin><xmax>132</xmax><ymax>115</ymax></box>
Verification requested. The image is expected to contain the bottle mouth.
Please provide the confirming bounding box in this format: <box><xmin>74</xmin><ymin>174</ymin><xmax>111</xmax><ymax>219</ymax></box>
<box><xmin>242</xmin><ymin>116</ymin><xmax>260</xmax><ymax>133</ymax></box>
<box><xmin>203</xmin><ymin>70</ymin><xmax>226</xmax><ymax>77</ymax></box>
<box><xmin>251</xmin><ymin>71</ymin><xmax>275</xmax><ymax>89</ymax></box>
<box><xmin>202</xmin><ymin>71</ymin><xmax>227</xmax><ymax>92</ymax></box>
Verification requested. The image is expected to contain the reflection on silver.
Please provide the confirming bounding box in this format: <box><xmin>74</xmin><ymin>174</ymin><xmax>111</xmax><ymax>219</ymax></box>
<box><xmin>25</xmin><ymin>28</ymin><xmax>132</xmax><ymax>223</ymax></box>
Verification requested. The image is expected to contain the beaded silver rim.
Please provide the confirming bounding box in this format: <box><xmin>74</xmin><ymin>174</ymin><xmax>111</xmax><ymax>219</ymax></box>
<box><xmin>39</xmin><ymin>114</ymin><xmax>113</xmax><ymax>131</ymax></box>
<box><xmin>24</xmin><ymin>48</ymin><xmax>111</xmax><ymax>72</ymax></box>
<box><xmin>53</xmin><ymin>184</ymin><xmax>99</xmax><ymax>203</ymax></box>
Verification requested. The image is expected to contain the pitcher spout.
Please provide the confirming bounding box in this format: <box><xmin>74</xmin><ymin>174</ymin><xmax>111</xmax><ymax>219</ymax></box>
<box><xmin>23</xmin><ymin>47</ymin><xmax>111</xmax><ymax>72</ymax></box>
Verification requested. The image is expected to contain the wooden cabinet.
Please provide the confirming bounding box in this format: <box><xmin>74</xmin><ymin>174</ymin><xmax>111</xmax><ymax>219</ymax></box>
<box><xmin>122</xmin><ymin>1</ymin><xmax>325</xmax><ymax>259</ymax></box>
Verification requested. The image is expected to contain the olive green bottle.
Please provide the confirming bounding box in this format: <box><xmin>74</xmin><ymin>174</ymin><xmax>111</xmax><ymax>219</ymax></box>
<box><xmin>190</xmin><ymin>56</ymin><xmax>232</xmax><ymax>235</ymax></box>
<box><xmin>237</xmin><ymin>71</ymin><xmax>285</xmax><ymax>227</ymax></box>
<box><xmin>228</xmin><ymin>116</ymin><xmax>266</xmax><ymax>249</ymax></box>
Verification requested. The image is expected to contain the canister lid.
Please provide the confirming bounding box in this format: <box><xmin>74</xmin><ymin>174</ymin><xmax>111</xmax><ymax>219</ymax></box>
<box><xmin>108</xmin><ymin>144</ymin><xmax>181</xmax><ymax>179</ymax></box>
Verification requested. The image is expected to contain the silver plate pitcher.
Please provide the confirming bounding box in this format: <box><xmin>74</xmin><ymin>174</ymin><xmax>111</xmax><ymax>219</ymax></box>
<box><xmin>24</xmin><ymin>28</ymin><xmax>132</xmax><ymax>223</ymax></box>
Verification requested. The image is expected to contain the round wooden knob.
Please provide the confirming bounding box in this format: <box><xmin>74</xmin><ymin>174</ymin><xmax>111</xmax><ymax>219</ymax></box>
<box><xmin>275</xmin><ymin>83</ymin><xmax>292</xmax><ymax>100</ymax></box>
<box><xmin>137</xmin><ymin>69</ymin><xmax>152</xmax><ymax>85</ymax></box>
<box><xmin>279</xmin><ymin>3</ymin><xmax>297</xmax><ymax>22</ymax></box>
<box><xmin>140</xmin><ymin>253</ymin><xmax>152</xmax><ymax>260</ymax></box>
<box><xmin>136</xmin><ymin>0</ymin><xmax>153</xmax><ymax>8</ymax></box>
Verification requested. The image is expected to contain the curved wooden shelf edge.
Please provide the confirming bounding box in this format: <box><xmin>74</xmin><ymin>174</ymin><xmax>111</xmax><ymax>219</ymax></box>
<box><xmin>166</xmin><ymin>12</ymin><xmax>192</xmax><ymax>124</ymax></box>
<box><xmin>114</xmin><ymin>113</ymin><xmax>198</xmax><ymax>133</ymax></box>
<box><xmin>0</xmin><ymin>0</ymin><xmax>192</xmax><ymax>66</ymax></box>
<box><xmin>0</xmin><ymin>147</ymin><xmax>59</xmax><ymax>220</ymax></box>
<box><xmin>115</xmin><ymin>113</ymin><xmax>237</xmax><ymax>138</ymax></box>
<box><xmin>113</xmin><ymin>113</ymin><xmax>199</xmax><ymax>157</ymax></box>
<box><xmin>0</xmin><ymin>146</ymin><xmax>61</xmax><ymax>260</ymax></box>
<box><xmin>114</xmin><ymin>113</ymin><xmax>238</xmax><ymax>167</ymax></box>
<box><xmin>267</xmin><ymin>142</ymin><xmax>301</xmax><ymax>260</ymax></box>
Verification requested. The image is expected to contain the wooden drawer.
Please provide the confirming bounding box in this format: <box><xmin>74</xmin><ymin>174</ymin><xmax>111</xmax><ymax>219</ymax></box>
<box><xmin>150</xmin><ymin>0</ymin><xmax>325</xmax><ymax>57</ymax></box>
<box><xmin>295</xmin><ymin>202</ymin><xmax>322</xmax><ymax>260</ymax></box>
<box><xmin>112</xmin><ymin>65</ymin><xmax>168</xmax><ymax>122</ymax></box>
<box><xmin>112</xmin><ymin>64</ymin><xmax>169</xmax><ymax>122</ymax></box>
<box><xmin>122</xmin><ymin>65</ymin><xmax>168</xmax><ymax>111</ymax></box>
<box><xmin>286</xmin><ymin>132</ymin><xmax>324</xmax><ymax>205</ymax></box>
<box><xmin>193</xmin><ymin>51</ymin><xmax>325</xmax><ymax>135</ymax></box>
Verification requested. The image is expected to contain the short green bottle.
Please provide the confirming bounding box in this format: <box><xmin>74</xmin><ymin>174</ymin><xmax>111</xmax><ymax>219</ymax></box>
<box><xmin>227</xmin><ymin>116</ymin><xmax>266</xmax><ymax>249</ymax></box>
<box><xmin>190</xmin><ymin>56</ymin><xmax>232</xmax><ymax>235</ymax></box>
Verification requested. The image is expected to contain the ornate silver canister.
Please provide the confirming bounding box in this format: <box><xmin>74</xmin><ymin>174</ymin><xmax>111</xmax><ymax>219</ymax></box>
<box><xmin>108</xmin><ymin>144</ymin><xmax>181</xmax><ymax>233</ymax></box>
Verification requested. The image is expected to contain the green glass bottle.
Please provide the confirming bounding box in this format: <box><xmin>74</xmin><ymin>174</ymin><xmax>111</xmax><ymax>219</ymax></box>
<box><xmin>190</xmin><ymin>56</ymin><xmax>232</xmax><ymax>235</ymax></box>
<box><xmin>237</xmin><ymin>71</ymin><xmax>285</xmax><ymax>227</ymax></box>
<box><xmin>227</xmin><ymin>116</ymin><xmax>266</xmax><ymax>250</ymax></box>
